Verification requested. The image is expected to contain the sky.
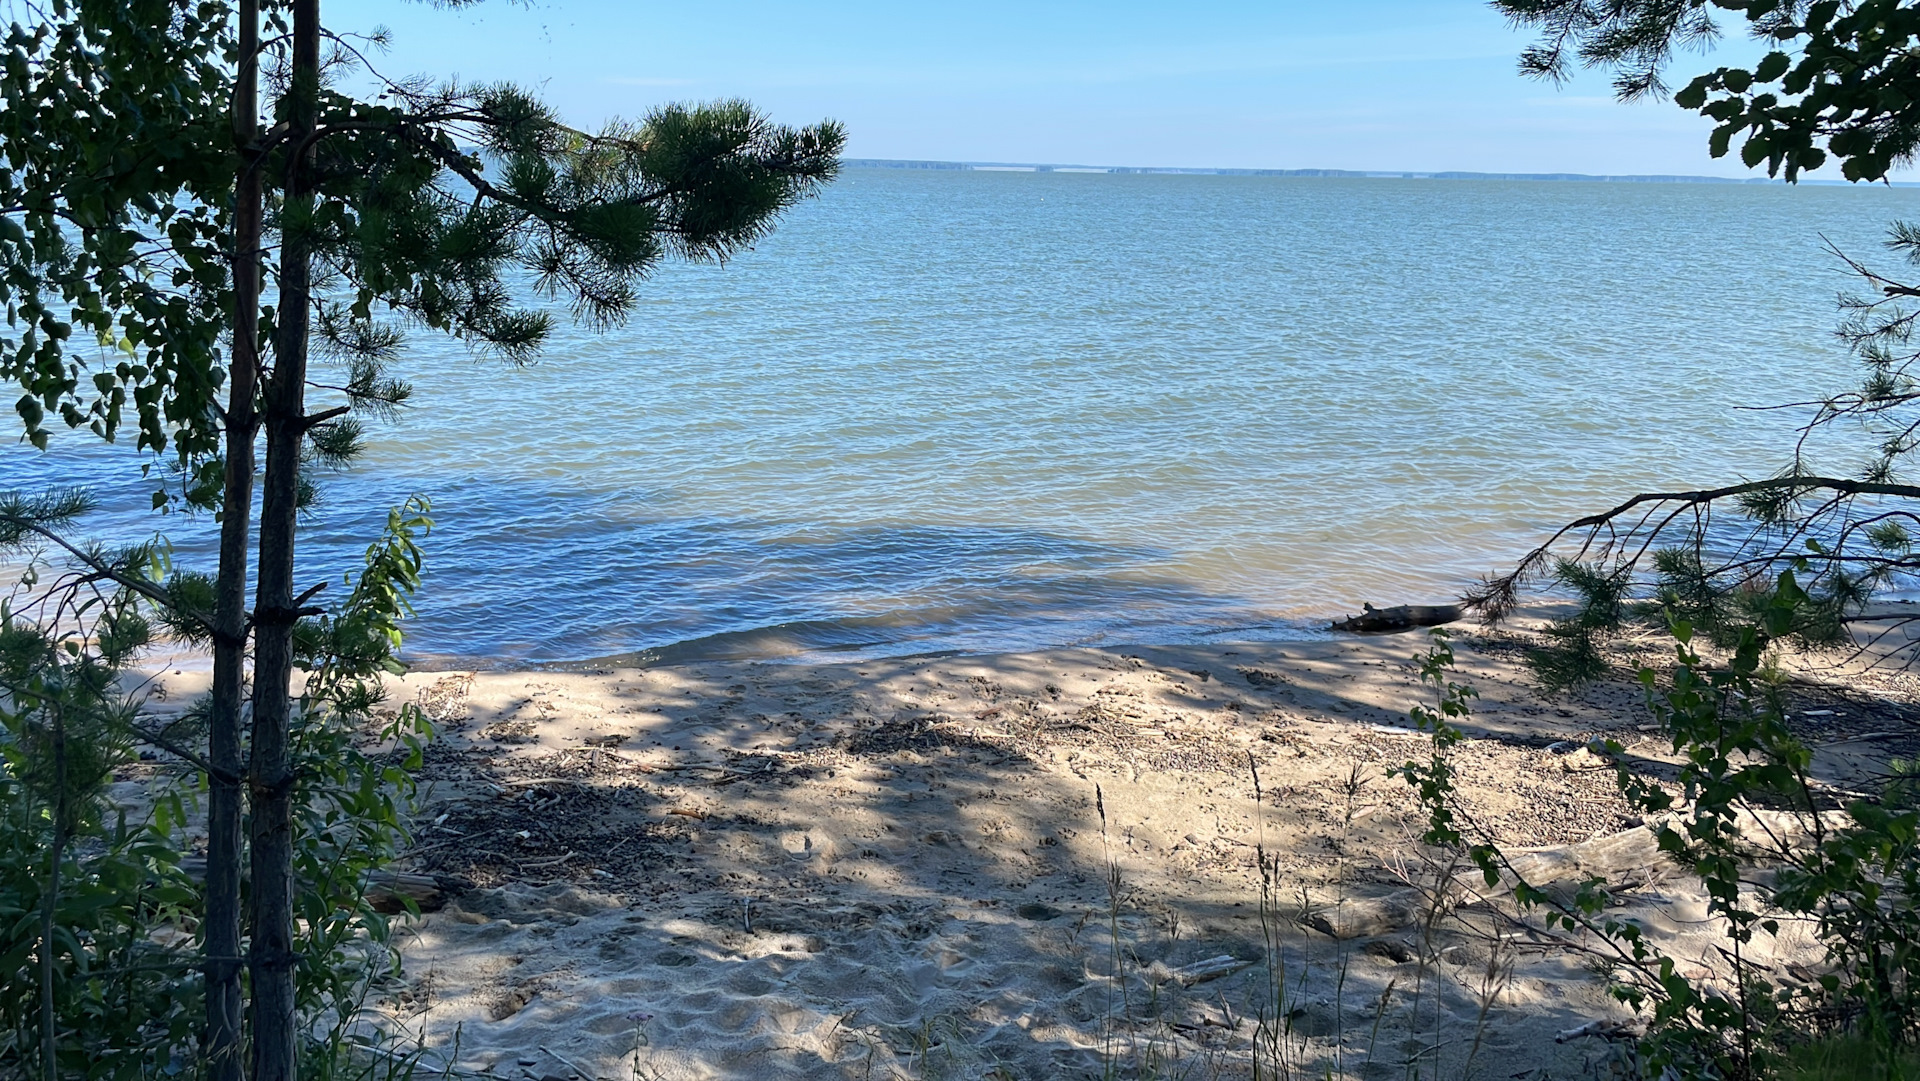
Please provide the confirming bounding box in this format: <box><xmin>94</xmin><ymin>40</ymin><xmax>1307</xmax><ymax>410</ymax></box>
<box><xmin>327</xmin><ymin>0</ymin><xmax>1834</xmax><ymax>179</ymax></box>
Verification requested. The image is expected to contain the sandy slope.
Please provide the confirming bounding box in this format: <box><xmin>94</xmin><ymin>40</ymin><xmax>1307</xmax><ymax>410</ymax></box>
<box><xmin>119</xmin><ymin>628</ymin><xmax>1920</xmax><ymax>1079</ymax></box>
<box><xmin>251</xmin><ymin>628</ymin><xmax>1900</xmax><ymax>1081</ymax></box>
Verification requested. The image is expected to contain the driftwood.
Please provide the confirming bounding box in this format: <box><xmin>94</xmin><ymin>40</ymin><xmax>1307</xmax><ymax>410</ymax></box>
<box><xmin>1307</xmin><ymin>890</ymin><xmax>1425</xmax><ymax>939</ymax></box>
<box><xmin>1330</xmin><ymin>602</ymin><xmax>1465</xmax><ymax>635</ymax></box>
<box><xmin>1500</xmin><ymin>808</ymin><xmax>1839</xmax><ymax>897</ymax></box>
<box><xmin>180</xmin><ymin>858</ymin><xmax>463</xmax><ymax>913</ymax></box>
<box><xmin>1309</xmin><ymin>824</ymin><xmax>1680</xmax><ymax>940</ymax></box>
<box><xmin>1304</xmin><ymin>810</ymin><xmax>1837</xmax><ymax>942</ymax></box>
<box><xmin>1501</xmin><ymin>826</ymin><xmax>1667</xmax><ymax>896</ymax></box>
<box><xmin>362</xmin><ymin>871</ymin><xmax>462</xmax><ymax>913</ymax></box>
<box><xmin>1153</xmin><ymin>954</ymin><xmax>1255</xmax><ymax>986</ymax></box>
<box><xmin>1556</xmin><ymin>1019</ymin><xmax>1641</xmax><ymax>1043</ymax></box>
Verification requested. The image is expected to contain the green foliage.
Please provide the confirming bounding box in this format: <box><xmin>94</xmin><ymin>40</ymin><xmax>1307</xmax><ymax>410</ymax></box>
<box><xmin>1497</xmin><ymin>0</ymin><xmax>1920</xmax><ymax>181</ymax></box>
<box><xmin>284</xmin><ymin>500</ymin><xmax>435</xmax><ymax>1079</ymax></box>
<box><xmin>1817</xmin><ymin>224</ymin><xmax>1920</xmax><ymax>501</ymax></box>
<box><xmin>1400</xmin><ymin>578</ymin><xmax>1920</xmax><ymax>1080</ymax></box>
<box><xmin>0</xmin><ymin>780</ymin><xmax>204</xmax><ymax>1081</ymax></box>
<box><xmin>1527</xmin><ymin>559</ymin><xmax>1632</xmax><ymax>691</ymax></box>
<box><xmin>0</xmin><ymin>489</ymin><xmax>95</xmax><ymax>548</ymax></box>
<box><xmin>1519</xmin><ymin>535</ymin><xmax>1871</xmax><ymax>692</ymax></box>
<box><xmin>0</xmin><ymin>493</ymin><xmax>437</xmax><ymax>1080</ymax></box>
<box><xmin>1478</xmin><ymin>8</ymin><xmax>1920</xmax><ymax>1075</ymax></box>
<box><xmin>0</xmin><ymin>554</ymin><xmax>202</xmax><ymax>1081</ymax></box>
<box><xmin>3</xmin><ymin>3</ymin><xmax>843</xmax><ymax>1076</ymax></box>
<box><xmin>1394</xmin><ymin>628</ymin><xmax>1484</xmax><ymax>855</ymax></box>
<box><xmin>1</xmin><ymin>1</ymin><xmax>845</xmax><ymax>507</ymax></box>
<box><xmin>298</xmin><ymin>498</ymin><xmax>430</xmax><ymax>695</ymax></box>
<box><xmin>286</xmin><ymin>83</ymin><xmax>843</xmax><ymax>372</ymax></box>
<box><xmin>0</xmin><ymin>0</ymin><xmax>233</xmax><ymax>464</ymax></box>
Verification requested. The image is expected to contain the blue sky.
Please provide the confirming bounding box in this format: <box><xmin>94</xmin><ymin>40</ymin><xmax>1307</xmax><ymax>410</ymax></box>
<box><xmin>331</xmin><ymin>0</ymin><xmax>1811</xmax><ymax>177</ymax></box>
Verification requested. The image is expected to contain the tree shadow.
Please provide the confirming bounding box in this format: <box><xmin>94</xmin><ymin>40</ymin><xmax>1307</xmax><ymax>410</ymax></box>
<box><xmin>387</xmin><ymin>640</ymin><xmax>1659</xmax><ymax>1081</ymax></box>
<box><xmin>0</xmin><ymin>456</ymin><xmax>1318</xmax><ymax>666</ymax></box>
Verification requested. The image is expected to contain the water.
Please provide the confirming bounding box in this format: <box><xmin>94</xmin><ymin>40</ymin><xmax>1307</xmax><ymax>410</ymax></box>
<box><xmin>6</xmin><ymin>169</ymin><xmax>1918</xmax><ymax>664</ymax></box>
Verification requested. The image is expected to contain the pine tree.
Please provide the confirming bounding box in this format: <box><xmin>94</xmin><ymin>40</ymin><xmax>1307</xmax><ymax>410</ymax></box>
<box><xmin>0</xmin><ymin>3</ymin><xmax>843</xmax><ymax>1077</ymax></box>
<box><xmin>1477</xmin><ymin>1</ymin><xmax>1920</xmax><ymax>639</ymax></box>
<box><xmin>1496</xmin><ymin>0</ymin><xmax>1920</xmax><ymax>181</ymax></box>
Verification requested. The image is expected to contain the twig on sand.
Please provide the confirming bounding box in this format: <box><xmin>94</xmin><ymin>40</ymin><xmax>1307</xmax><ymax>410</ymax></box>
<box><xmin>1556</xmin><ymin>1019</ymin><xmax>1639</xmax><ymax>1043</ymax></box>
<box><xmin>360</xmin><ymin>1043</ymin><xmax>501</xmax><ymax>1080</ymax></box>
<box><xmin>405</xmin><ymin>827</ymin><xmax>498</xmax><ymax>858</ymax></box>
<box><xmin>1153</xmin><ymin>954</ymin><xmax>1253</xmax><ymax>986</ymax></box>
<box><xmin>539</xmin><ymin>1044</ymin><xmax>598</xmax><ymax>1081</ymax></box>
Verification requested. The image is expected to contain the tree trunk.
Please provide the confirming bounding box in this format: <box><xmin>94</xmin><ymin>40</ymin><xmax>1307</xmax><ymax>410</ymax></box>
<box><xmin>38</xmin><ymin>705</ymin><xmax>68</xmax><ymax>1081</ymax></box>
<box><xmin>206</xmin><ymin>2</ymin><xmax>259</xmax><ymax>1077</ymax></box>
<box><xmin>248</xmin><ymin>3</ymin><xmax>318</xmax><ymax>1079</ymax></box>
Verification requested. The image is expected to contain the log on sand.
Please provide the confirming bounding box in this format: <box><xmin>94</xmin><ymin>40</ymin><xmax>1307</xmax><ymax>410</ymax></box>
<box><xmin>1499</xmin><ymin>808</ymin><xmax>1838</xmax><ymax>897</ymax></box>
<box><xmin>181</xmin><ymin>858</ymin><xmax>464</xmax><ymax>913</ymax></box>
<box><xmin>1330</xmin><ymin>602</ymin><xmax>1466</xmax><ymax>635</ymax></box>
<box><xmin>362</xmin><ymin>870</ymin><xmax>463</xmax><ymax>913</ymax></box>
<box><xmin>1307</xmin><ymin>891</ymin><xmax>1426</xmax><ymax>939</ymax></box>
<box><xmin>1500</xmin><ymin>825</ymin><xmax>1666</xmax><ymax>895</ymax></box>
<box><xmin>1308</xmin><ymin>824</ymin><xmax>1674</xmax><ymax>939</ymax></box>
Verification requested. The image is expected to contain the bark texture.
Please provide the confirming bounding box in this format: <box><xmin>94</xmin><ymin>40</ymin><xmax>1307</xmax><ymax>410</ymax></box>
<box><xmin>248</xmin><ymin>3</ymin><xmax>319</xmax><ymax>1079</ymax></box>
<box><xmin>206</xmin><ymin>3</ymin><xmax>260</xmax><ymax>1076</ymax></box>
<box><xmin>1329</xmin><ymin>603</ymin><xmax>1466</xmax><ymax>635</ymax></box>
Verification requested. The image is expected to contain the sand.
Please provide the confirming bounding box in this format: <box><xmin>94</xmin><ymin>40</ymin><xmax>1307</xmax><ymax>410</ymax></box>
<box><xmin>128</xmin><ymin>627</ymin><xmax>1920</xmax><ymax>1080</ymax></box>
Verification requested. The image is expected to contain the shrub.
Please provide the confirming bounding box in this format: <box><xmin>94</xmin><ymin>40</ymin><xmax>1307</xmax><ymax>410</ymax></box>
<box><xmin>1399</xmin><ymin>574</ymin><xmax>1920</xmax><ymax>1080</ymax></box>
<box><xmin>0</xmin><ymin>498</ymin><xmax>433</xmax><ymax>1080</ymax></box>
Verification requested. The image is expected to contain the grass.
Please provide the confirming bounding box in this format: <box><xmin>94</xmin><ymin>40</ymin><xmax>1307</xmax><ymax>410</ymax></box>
<box><xmin>1780</xmin><ymin>1035</ymin><xmax>1920</xmax><ymax>1081</ymax></box>
<box><xmin>1066</xmin><ymin>757</ymin><xmax>1514</xmax><ymax>1081</ymax></box>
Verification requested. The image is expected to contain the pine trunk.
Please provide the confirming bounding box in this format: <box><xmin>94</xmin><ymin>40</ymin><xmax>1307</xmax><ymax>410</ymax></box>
<box><xmin>248</xmin><ymin>3</ymin><xmax>319</xmax><ymax>1079</ymax></box>
<box><xmin>206</xmin><ymin>2</ymin><xmax>259</xmax><ymax>1077</ymax></box>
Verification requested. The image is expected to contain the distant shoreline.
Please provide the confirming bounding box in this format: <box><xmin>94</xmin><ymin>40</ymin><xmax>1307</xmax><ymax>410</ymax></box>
<box><xmin>844</xmin><ymin>157</ymin><xmax>1916</xmax><ymax>187</ymax></box>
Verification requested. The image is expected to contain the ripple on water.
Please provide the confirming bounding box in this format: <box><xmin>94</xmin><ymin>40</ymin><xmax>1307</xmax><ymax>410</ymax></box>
<box><xmin>1</xmin><ymin>170</ymin><xmax>1913</xmax><ymax>663</ymax></box>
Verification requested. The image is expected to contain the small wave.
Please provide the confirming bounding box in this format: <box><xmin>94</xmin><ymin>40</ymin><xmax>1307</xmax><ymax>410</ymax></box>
<box><xmin>557</xmin><ymin>615</ymin><xmax>934</xmax><ymax>669</ymax></box>
<box><xmin>539</xmin><ymin>608</ymin><xmax>1340</xmax><ymax>671</ymax></box>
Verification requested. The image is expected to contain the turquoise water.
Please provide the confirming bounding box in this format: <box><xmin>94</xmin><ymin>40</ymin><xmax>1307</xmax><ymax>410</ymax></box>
<box><xmin>6</xmin><ymin>168</ymin><xmax>1919</xmax><ymax>663</ymax></box>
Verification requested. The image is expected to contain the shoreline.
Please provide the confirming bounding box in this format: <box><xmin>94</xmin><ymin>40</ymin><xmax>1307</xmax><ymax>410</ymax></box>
<box><xmin>392</xmin><ymin>614</ymin><xmax>1356</xmax><ymax>675</ymax></box>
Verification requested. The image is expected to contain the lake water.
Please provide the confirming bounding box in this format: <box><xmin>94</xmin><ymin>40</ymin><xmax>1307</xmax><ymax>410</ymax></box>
<box><xmin>7</xmin><ymin>168</ymin><xmax>1919</xmax><ymax>664</ymax></box>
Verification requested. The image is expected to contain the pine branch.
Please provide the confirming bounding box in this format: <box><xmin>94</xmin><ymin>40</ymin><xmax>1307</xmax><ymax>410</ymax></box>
<box><xmin>1471</xmin><ymin>476</ymin><xmax>1920</xmax><ymax>621</ymax></box>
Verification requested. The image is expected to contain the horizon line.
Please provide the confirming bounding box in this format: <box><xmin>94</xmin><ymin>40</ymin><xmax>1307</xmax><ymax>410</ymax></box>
<box><xmin>843</xmin><ymin>157</ymin><xmax>1913</xmax><ymax>187</ymax></box>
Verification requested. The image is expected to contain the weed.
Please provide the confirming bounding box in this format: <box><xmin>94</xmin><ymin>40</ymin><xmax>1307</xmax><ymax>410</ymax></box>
<box><xmin>1397</xmin><ymin>579</ymin><xmax>1920</xmax><ymax>1080</ymax></box>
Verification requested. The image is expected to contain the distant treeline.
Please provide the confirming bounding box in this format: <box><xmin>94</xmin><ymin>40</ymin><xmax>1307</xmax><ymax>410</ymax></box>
<box><xmin>841</xmin><ymin>158</ymin><xmax>1900</xmax><ymax>185</ymax></box>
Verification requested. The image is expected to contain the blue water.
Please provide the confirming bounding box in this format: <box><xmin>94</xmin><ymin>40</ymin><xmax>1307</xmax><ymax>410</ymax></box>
<box><xmin>6</xmin><ymin>169</ymin><xmax>1917</xmax><ymax>664</ymax></box>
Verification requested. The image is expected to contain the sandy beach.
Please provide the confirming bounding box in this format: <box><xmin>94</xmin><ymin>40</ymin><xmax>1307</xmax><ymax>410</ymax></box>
<box><xmin>21</xmin><ymin>5</ymin><xmax>1920</xmax><ymax>1079</ymax></box>
<box><xmin>123</xmin><ymin>625</ymin><xmax>1920</xmax><ymax>1080</ymax></box>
